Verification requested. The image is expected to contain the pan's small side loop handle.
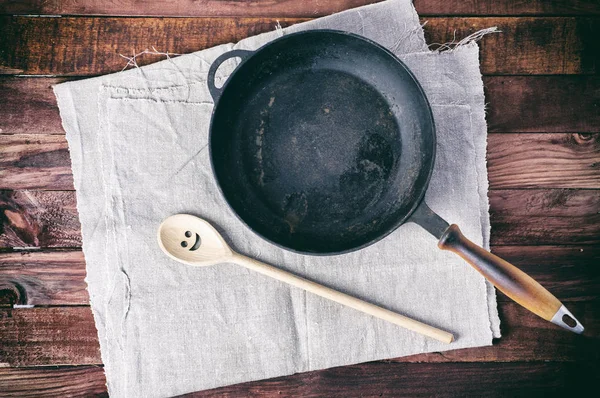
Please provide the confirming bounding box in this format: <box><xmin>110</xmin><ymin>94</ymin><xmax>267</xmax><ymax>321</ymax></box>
<box><xmin>207</xmin><ymin>49</ymin><xmax>254</xmax><ymax>102</ymax></box>
<box><xmin>438</xmin><ymin>224</ymin><xmax>584</xmax><ymax>334</ymax></box>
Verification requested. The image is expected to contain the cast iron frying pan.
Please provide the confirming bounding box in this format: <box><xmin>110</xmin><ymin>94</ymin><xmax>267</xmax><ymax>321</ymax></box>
<box><xmin>208</xmin><ymin>30</ymin><xmax>582</xmax><ymax>334</ymax></box>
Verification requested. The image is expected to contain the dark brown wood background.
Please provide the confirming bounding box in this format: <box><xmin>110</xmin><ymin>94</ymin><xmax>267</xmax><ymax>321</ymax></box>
<box><xmin>0</xmin><ymin>0</ymin><xmax>599</xmax><ymax>396</ymax></box>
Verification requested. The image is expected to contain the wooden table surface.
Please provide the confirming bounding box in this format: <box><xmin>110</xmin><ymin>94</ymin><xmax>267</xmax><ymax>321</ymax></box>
<box><xmin>0</xmin><ymin>0</ymin><xmax>599</xmax><ymax>396</ymax></box>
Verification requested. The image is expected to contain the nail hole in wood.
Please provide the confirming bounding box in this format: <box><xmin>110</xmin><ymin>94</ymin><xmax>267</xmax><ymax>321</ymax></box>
<box><xmin>573</xmin><ymin>133</ymin><xmax>596</xmax><ymax>145</ymax></box>
<box><xmin>0</xmin><ymin>288</ymin><xmax>19</xmax><ymax>307</ymax></box>
<box><xmin>0</xmin><ymin>283</ymin><xmax>26</xmax><ymax>307</ymax></box>
<box><xmin>576</xmin><ymin>133</ymin><xmax>593</xmax><ymax>141</ymax></box>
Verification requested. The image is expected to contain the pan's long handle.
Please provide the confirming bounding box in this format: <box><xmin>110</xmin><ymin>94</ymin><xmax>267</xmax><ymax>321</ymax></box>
<box><xmin>231</xmin><ymin>253</ymin><xmax>454</xmax><ymax>343</ymax></box>
<box><xmin>207</xmin><ymin>49</ymin><xmax>254</xmax><ymax>102</ymax></box>
<box><xmin>410</xmin><ymin>201</ymin><xmax>584</xmax><ymax>334</ymax></box>
<box><xmin>438</xmin><ymin>224</ymin><xmax>584</xmax><ymax>334</ymax></box>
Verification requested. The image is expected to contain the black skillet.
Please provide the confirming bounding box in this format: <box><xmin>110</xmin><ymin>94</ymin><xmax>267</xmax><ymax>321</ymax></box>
<box><xmin>207</xmin><ymin>30</ymin><xmax>583</xmax><ymax>333</ymax></box>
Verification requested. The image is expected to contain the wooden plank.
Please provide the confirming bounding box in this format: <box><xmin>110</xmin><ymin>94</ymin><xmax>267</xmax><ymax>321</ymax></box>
<box><xmin>489</xmin><ymin>189</ymin><xmax>600</xmax><ymax>245</ymax></box>
<box><xmin>1</xmin><ymin>362</ymin><xmax>597</xmax><ymax>398</ymax></box>
<box><xmin>423</xmin><ymin>17</ymin><xmax>598</xmax><ymax>75</ymax></box>
<box><xmin>1</xmin><ymin>362</ymin><xmax>598</xmax><ymax>398</ymax></box>
<box><xmin>0</xmin><ymin>301</ymin><xmax>598</xmax><ymax>366</ymax></box>
<box><xmin>485</xmin><ymin>76</ymin><xmax>600</xmax><ymax>133</ymax></box>
<box><xmin>1</xmin><ymin>246</ymin><xmax>596</xmax><ymax>306</ymax></box>
<box><xmin>0</xmin><ymin>135</ymin><xmax>73</xmax><ymax>190</ymax></box>
<box><xmin>0</xmin><ymin>190</ymin><xmax>81</xmax><ymax>248</ymax></box>
<box><xmin>1</xmin><ymin>0</ymin><xmax>598</xmax><ymax>17</ymax></box>
<box><xmin>0</xmin><ymin>307</ymin><xmax>100</xmax><ymax>366</ymax></box>
<box><xmin>487</xmin><ymin>133</ymin><xmax>600</xmax><ymax>189</ymax></box>
<box><xmin>0</xmin><ymin>0</ymin><xmax>375</xmax><ymax>17</ymax></box>
<box><xmin>0</xmin><ymin>251</ymin><xmax>87</xmax><ymax>306</ymax></box>
<box><xmin>0</xmin><ymin>366</ymin><xmax>107</xmax><ymax>398</ymax></box>
<box><xmin>2</xmin><ymin>76</ymin><xmax>598</xmax><ymax>136</ymax></box>
<box><xmin>3</xmin><ymin>133</ymin><xmax>599</xmax><ymax>190</ymax></box>
<box><xmin>0</xmin><ymin>77</ymin><xmax>70</xmax><ymax>135</ymax></box>
<box><xmin>0</xmin><ymin>17</ymin><xmax>597</xmax><ymax>76</ymax></box>
<box><xmin>1</xmin><ymin>189</ymin><xmax>598</xmax><ymax>249</ymax></box>
<box><xmin>0</xmin><ymin>16</ymin><xmax>305</xmax><ymax>76</ymax></box>
<box><xmin>189</xmin><ymin>361</ymin><xmax>598</xmax><ymax>397</ymax></box>
<box><xmin>415</xmin><ymin>0</ymin><xmax>600</xmax><ymax>17</ymax></box>
<box><xmin>491</xmin><ymin>246</ymin><xmax>600</xmax><ymax>302</ymax></box>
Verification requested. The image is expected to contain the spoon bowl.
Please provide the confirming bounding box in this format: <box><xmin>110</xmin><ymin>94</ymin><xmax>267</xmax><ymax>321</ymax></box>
<box><xmin>158</xmin><ymin>214</ymin><xmax>232</xmax><ymax>267</ymax></box>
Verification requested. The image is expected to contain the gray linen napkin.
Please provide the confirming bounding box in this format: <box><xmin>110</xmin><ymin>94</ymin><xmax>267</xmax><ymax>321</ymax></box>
<box><xmin>54</xmin><ymin>1</ymin><xmax>500</xmax><ymax>396</ymax></box>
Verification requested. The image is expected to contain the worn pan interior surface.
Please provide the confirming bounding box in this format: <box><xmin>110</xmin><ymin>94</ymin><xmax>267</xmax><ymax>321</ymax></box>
<box><xmin>210</xmin><ymin>31</ymin><xmax>435</xmax><ymax>253</ymax></box>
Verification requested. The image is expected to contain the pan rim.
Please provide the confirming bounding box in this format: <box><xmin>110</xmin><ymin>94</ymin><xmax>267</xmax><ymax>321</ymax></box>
<box><xmin>208</xmin><ymin>29</ymin><xmax>437</xmax><ymax>256</ymax></box>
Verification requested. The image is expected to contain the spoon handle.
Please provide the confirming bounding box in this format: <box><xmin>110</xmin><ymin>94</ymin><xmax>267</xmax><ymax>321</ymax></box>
<box><xmin>231</xmin><ymin>253</ymin><xmax>454</xmax><ymax>343</ymax></box>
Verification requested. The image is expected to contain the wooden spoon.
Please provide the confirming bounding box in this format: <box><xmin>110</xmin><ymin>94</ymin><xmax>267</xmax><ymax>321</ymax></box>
<box><xmin>158</xmin><ymin>214</ymin><xmax>454</xmax><ymax>343</ymax></box>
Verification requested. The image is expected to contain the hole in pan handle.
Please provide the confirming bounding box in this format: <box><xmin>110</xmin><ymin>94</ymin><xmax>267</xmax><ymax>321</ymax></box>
<box><xmin>207</xmin><ymin>49</ymin><xmax>254</xmax><ymax>102</ymax></box>
<box><xmin>409</xmin><ymin>201</ymin><xmax>585</xmax><ymax>334</ymax></box>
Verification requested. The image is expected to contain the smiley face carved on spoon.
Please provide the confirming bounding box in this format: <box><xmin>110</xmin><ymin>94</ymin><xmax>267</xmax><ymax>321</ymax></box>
<box><xmin>181</xmin><ymin>230</ymin><xmax>202</xmax><ymax>251</ymax></box>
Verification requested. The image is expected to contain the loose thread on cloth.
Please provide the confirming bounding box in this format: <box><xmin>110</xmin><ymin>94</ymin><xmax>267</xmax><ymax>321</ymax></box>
<box><xmin>428</xmin><ymin>27</ymin><xmax>500</xmax><ymax>52</ymax></box>
<box><xmin>275</xmin><ymin>21</ymin><xmax>284</xmax><ymax>37</ymax></box>
<box><xmin>118</xmin><ymin>46</ymin><xmax>203</xmax><ymax>104</ymax></box>
<box><xmin>119</xmin><ymin>47</ymin><xmax>184</xmax><ymax>72</ymax></box>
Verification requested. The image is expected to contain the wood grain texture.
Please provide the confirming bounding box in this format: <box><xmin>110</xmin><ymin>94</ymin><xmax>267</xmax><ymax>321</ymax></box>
<box><xmin>0</xmin><ymin>307</ymin><xmax>100</xmax><ymax>366</ymax></box>
<box><xmin>186</xmin><ymin>361</ymin><xmax>599</xmax><ymax>397</ymax></box>
<box><xmin>0</xmin><ymin>251</ymin><xmax>87</xmax><ymax>306</ymax></box>
<box><xmin>0</xmin><ymin>366</ymin><xmax>107</xmax><ymax>398</ymax></box>
<box><xmin>487</xmin><ymin>133</ymin><xmax>600</xmax><ymax>189</ymax></box>
<box><xmin>0</xmin><ymin>245</ymin><xmax>596</xmax><ymax>307</ymax></box>
<box><xmin>2</xmin><ymin>76</ymin><xmax>598</xmax><ymax>135</ymax></box>
<box><xmin>2</xmin><ymin>362</ymin><xmax>598</xmax><ymax>398</ymax></box>
<box><xmin>1</xmin><ymin>0</ymin><xmax>598</xmax><ymax>17</ymax></box>
<box><xmin>0</xmin><ymin>77</ymin><xmax>70</xmax><ymax>135</ymax></box>
<box><xmin>0</xmin><ymin>190</ymin><xmax>81</xmax><ymax>248</ymax></box>
<box><xmin>485</xmin><ymin>76</ymin><xmax>600</xmax><ymax>133</ymax></box>
<box><xmin>0</xmin><ymin>0</ymin><xmax>378</xmax><ymax>17</ymax></box>
<box><xmin>0</xmin><ymin>302</ymin><xmax>597</xmax><ymax>366</ymax></box>
<box><xmin>2</xmin><ymin>361</ymin><xmax>598</xmax><ymax>398</ymax></box>
<box><xmin>489</xmin><ymin>189</ymin><xmax>600</xmax><ymax>245</ymax></box>
<box><xmin>3</xmin><ymin>133</ymin><xmax>599</xmax><ymax>190</ymax></box>
<box><xmin>423</xmin><ymin>17</ymin><xmax>599</xmax><ymax>75</ymax></box>
<box><xmin>0</xmin><ymin>16</ymin><xmax>305</xmax><ymax>75</ymax></box>
<box><xmin>491</xmin><ymin>246</ymin><xmax>600</xmax><ymax>302</ymax></box>
<box><xmin>0</xmin><ymin>135</ymin><xmax>73</xmax><ymax>190</ymax></box>
<box><xmin>0</xmin><ymin>17</ymin><xmax>597</xmax><ymax>75</ymax></box>
<box><xmin>415</xmin><ymin>0</ymin><xmax>600</xmax><ymax>16</ymax></box>
<box><xmin>1</xmin><ymin>189</ymin><xmax>598</xmax><ymax>249</ymax></box>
